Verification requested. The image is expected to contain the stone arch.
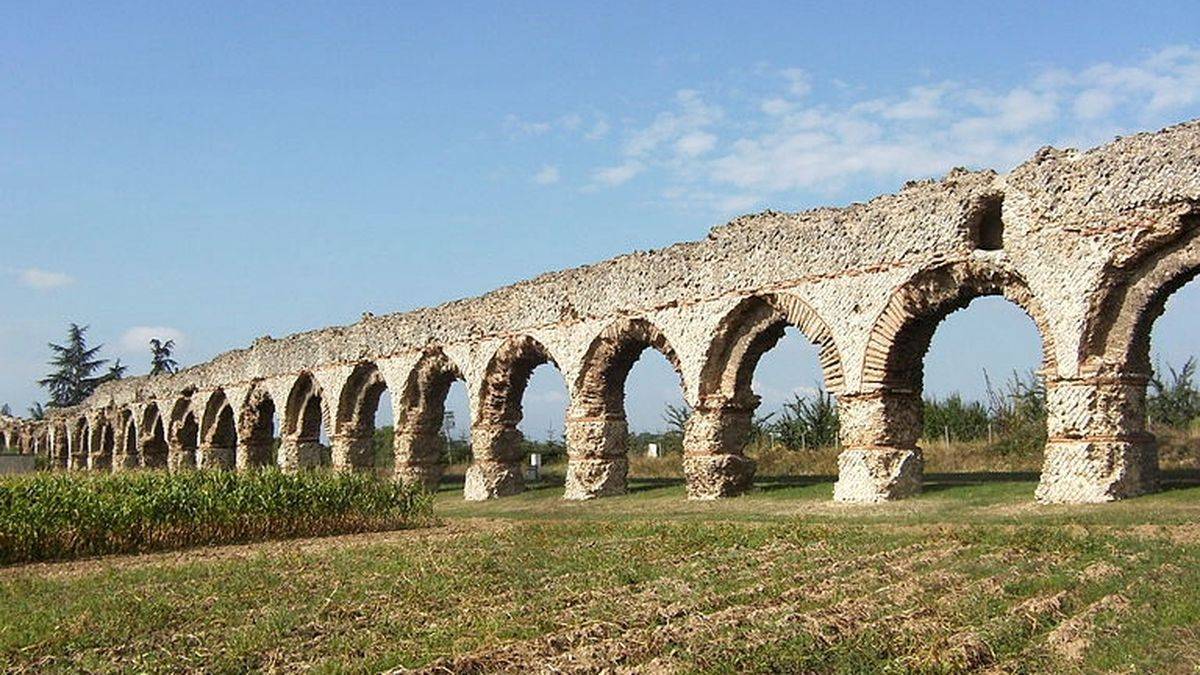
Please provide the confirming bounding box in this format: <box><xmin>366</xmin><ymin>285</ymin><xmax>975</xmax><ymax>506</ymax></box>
<box><xmin>281</xmin><ymin>372</ymin><xmax>331</xmax><ymax>469</ymax></box>
<box><xmin>479</xmin><ymin>335</ymin><xmax>560</xmax><ymax>429</ymax></box>
<box><xmin>333</xmin><ymin>362</ymin><xmax>391</xmax><ymax>471</ymax></box>
<box><xmin>51</xmin><ymin>421</ymin><xmax>69</xmax><ymax>469</ymax></box>
<box><xmin>91</xmin><ymin>414</ymin><xmax>116</xmax><ymax>471</ymax></box>
<box><xmin>566</xmin><ymin>317</ymin><xmax>685</xmax><ymax>499</ymax></box>
<box><xmin>1083</xmin><ymin>222</ymin><xmax>1200</xmax><ymax>375</ymax></box>
<box><xmin>238</xmin><ymin>384</ymin><xmax>277</xmax><ymax>469</ymax></box>
<box><xmin>833</xmin><ymin>260</ymin><xmax>1055</xmax><ymax>503</ymax></box>
<box><xmin>684</xmin><ymin>293</ymin><xmax>845</xmax><ymax>499</ymax></box>
<box><xmin>116</xmin><ymin>408</ymin><xmax>139</xmax><ymax>470</ymax></box>
<box><xmin>699</xmin><ymin>292</ymin><xmax>845</xmax><ymax>406</ymax></box>
<box><xmin>140</xmin><ymin>403</ymin><xmax>169</xmax><ymax>468</ymax></box>
<box><xmin>168</xmin><ymin>397</ymin><xmax>200</xmax><ymax>470</ymax></box>
<box><xmin>861</xmin><ymin>260</ymin><xmax>1055</xmax><ymax>392</ymax></box>
<box><xmin>467</xmin><ymin>335</ymin><xmax>564</xmax><ymax>500</ymax></box>
<box><xmin>69</xmin><ymin>417</ymin><xmax>88</xmax><ymax>469</ymax></box>
<box><xmin>573</xmin><ymin>317</ymin><xmax>684</xmax><ymax>418</ymax></box>
<box><xmin>393</xmin><ymin>348</ymin><xmax>465</xmax><ymax>490</ymax></box>
<box><xmin>199</xmin><ymin>390</ymin><xmax>237</xmax><ymax>469</ymax></box>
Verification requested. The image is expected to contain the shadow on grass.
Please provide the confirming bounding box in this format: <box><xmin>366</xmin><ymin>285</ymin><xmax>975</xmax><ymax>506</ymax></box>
<box><xmin>920</xmin><ymin>472</ymin><xmax>1040</xmax><ymax>493</ymax></box>
<box><xmin>1157</xmin><ymin>469</ymin><xmax>1200</xmax><ymax>492</ymax></box>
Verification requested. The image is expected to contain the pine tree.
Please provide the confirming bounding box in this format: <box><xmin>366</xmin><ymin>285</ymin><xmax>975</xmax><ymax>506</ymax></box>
<box><xmin>38</xmin><ymin>324</ymin><xmax>110</xmax><ymax>408</ymax></box>
<box><xmin>149</xmin><ymin>338</ymin><xmax>179</xmax><ymax>375</ymax></box>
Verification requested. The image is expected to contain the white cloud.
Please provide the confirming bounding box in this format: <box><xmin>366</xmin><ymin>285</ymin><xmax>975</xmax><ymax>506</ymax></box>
<box><xmin>760</xmin><ymin>98</ymin><xmax>794</xmax><ymax>116</ymax></box>
<box><xmin>593</xmin><ymin>161</ymin><xmax>643</xmax><ymax>187</ymax></box>
<box><xmin>585</xmin><ymin>118</ymin><xmax>611</xmax><ymax>141</ymax></box>
<box><xmin>119</xmin><ymin>326</ymin><xmax>185</xmax><ymax>355</ymax></box>
<box><xmin>502</xmin><ymin>114</ymin><xmax>552</xmax><ymax>138</ymax></box>
<box><xmin>533</xmin><ymin>165</ymin><xmax>561</xmax><ymax>185</ymax></box>
<box><xmin>781</xmin><ymin>68</ymin><xmax>811</xmax><ymax>97</ymax></box>
<box><xmin>675</xmin><ymin>131</ymin><xmax>717</xmax><ymax>158</ymax></box>
<box><xmin>624</xmin><ymin>89</ymin><xmax>722</xmax><ymax>157</ymax></box>
<box><xmin>17</xmin><ymin>268</ymin><xmax>74</xmax><ymax>290</ymax></box>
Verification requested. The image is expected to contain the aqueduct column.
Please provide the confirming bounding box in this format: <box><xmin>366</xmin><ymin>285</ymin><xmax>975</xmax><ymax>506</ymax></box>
<box><xmin>832</xmin><ymin>390</ymin><xmax>924</xmax><ymax>502</ymax></box>
<box><xmin>465</xmin><ymin>423</ymin><xmax>524</xmax><ymax>501</ymax></box>
<box><xmin>682</xmin><ymin>396</ymin><xmax>757</xmax><ymax>499</ymax></box>
<box><xmin>1035</xmin><ymin>373</ymin><xmax>1158</xmax><ymax>502</ymax></box>
<box><xmin>564</xmin><ymin>410</ymin><xmax>627</xmax><ymax>500</ymax></box>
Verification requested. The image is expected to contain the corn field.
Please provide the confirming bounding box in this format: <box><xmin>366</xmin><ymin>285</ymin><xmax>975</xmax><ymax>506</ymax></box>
<box><xmin>0</xmin><ymin>469</ymin><xmax>435</xmax><ymax>564</ymax></box>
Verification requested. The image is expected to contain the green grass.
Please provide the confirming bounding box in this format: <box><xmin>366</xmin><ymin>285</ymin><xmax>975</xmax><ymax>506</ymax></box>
<box><xmin>2</xmin><ymin>474</ymin><xmax>1200</xmax><ymax>672</ymax></box>
<box><xmin>0</xmin><ymin>469</ymin><xmax>435</xmax><ymax>563</ymax></box>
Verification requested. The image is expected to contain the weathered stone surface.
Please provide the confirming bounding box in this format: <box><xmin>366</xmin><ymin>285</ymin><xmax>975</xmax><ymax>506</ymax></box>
<box><xmin>3</xmin><ymin>119</ymin><xmax>1199</xmax><ymax>505</ymax></box>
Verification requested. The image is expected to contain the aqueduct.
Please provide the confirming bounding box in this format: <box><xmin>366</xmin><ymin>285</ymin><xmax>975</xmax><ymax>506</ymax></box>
<box><xmin>3</xmin><ymin>120</ymin><xmax>1199</xmax><ymax>503</ymax></box>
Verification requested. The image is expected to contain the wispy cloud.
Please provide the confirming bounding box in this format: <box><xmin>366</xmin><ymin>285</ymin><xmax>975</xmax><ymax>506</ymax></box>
<box><xmin>533</xmin><ymin>165</ymin><xmax>561</xmax><ymax>185</ymax></box>
<box><xmin>593</xmin><ymin>161</ymin><xmax>643</xmax><ymax>187</ymax></box>
<box><xmin>568</xmin><ymin>47</ymin><xmax>1200</xmax><ymax>212</ymax></box>
<box><xmin>118</xmin><ymin>326</ymin><xmax>185</xmax><ymax>355</ymax></box>
<box><xmin>17</xmin><ymin>268</ymin><xmax>74</xmax><ymax>290</ymax></box>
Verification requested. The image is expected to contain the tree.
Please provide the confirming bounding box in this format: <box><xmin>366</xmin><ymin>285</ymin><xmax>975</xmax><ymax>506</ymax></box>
<box><xmin>38</xmin><ymin>324</ymin><xmax>110</xmax><ymax>408</ymax></box>
<box><xmin>771</xmin><ymin>387</ymin><xmax>840</xmax><ymax>450</ymax></box>
<box><xmin>663</xmin><ymin>402</ymin><xmax>691</xmax><ymax>435</ymax></box>
<box><xmin>106</xmin><ymin>359</ymin><xmax>127</xmax><ymax>381</ymax></box>
<box><xmin>150</xmin><ymin>338</ymin><xmax>179</xmax><ymax>375</ymax></box>
<box><xmin>0</xmin><ymin>404</ymin><xmax>10</xmax><ymax>417</ymax></box>
<box><xmin>27</xmin><ymin>403</ymin><xmax>45</xmax><ymax>421</ymax></box>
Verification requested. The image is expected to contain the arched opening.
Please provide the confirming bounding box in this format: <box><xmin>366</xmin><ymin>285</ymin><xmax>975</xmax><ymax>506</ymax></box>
<box><xmin>470</xmin><ymin>336</ymin><xmax>567</xmax><ymax>499</ymax></box>
<box><xmin>850</xmin><ymin>261</ymin><xmax>1052</xmax><ymax>500</ymax></box>
<box><xmin>921</xmin><ymin>297</ymin><xmax>1045</xmax><ymax>473</ymax></box>
<box><xmin>51</xmin><ymin>424</ymin><xmax>69</xmax><ymax>469</ymax></box>
<box><xmin>239</xmin><ymin>386</ymin><xmax>278</xmax><ymax>469</ymax></box>
<box><xmin>283</xmin><ymin>373</ymin><xmax>330</xmax><ymax>469</ymax></box>
<box><xmin>93</xmin><ymin>418</ymin><xmax>115</xmax><ymax>471</ymax></box>
<box><xmin>697</xmin><ymin>294</ymin><xmax>845</xmax><ymax>490</ymax></box>
<box><xmin>569</xmin><ymin>318</ymin><xmax>685</xmax><ymax>499</ymax></box>
<box><xmin>141</xmin><ymin>404</ymin><xmax>169</xmax><ymax>468</ymax></box>
<box><xmin>199</xmin><ymin>390</ymin><xmax>237</xmax><ymax>469</ymax></box>
<box><xmin>170</xmin><ymin>400</ymin><xmax>200</xmax><ymax>470</ymax></box>
<box><xmin>395</xmin><ymin>349</ymin><xmax>467</xmax><ymax>491</ymax></box>
<box><xmin>120</xmin><ymin>410</ymin><xmax>139</xmax><ymax>470</ymax></box>
<box><xmin>70</xmin><ymin>418</ymin><xmax>89</xmax><ymax>470</ymax></box>
<box><xmin>1142</xmin><ymin>278</ymin><xmax>1200</xmax><ymax>473</ymax></box>
<box><xmin>335</xmin><ymin>362</ymin><xmax>392</xmax><ymax>473</ymax></box>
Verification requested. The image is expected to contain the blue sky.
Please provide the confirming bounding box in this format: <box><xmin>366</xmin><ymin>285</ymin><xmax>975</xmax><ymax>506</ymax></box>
<box><xmin>3</xmin><ymin>2</ymin><xmax>1200</xmax><ymax>436</ymax></box>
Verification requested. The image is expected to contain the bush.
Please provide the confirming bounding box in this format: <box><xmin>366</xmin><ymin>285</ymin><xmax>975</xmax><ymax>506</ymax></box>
<box><xmin>1149</xmin><ymin>358</ymin><xmax>1200</xmax><ymax>429</ymax></box>
<box><xmin>770</xmin><ymin>388</ymin><xmax>839</xmax><ymax>450</ymax></box>
<box><xmin>0</xmin><ymin>469</ymin><xmax>435</xmax><ymax>564</ymax></box>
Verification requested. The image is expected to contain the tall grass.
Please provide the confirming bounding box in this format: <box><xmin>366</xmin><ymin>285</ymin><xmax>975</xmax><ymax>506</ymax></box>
<box><xmin>0</xmin><ymin>469</ymin><xmax>435</xmax><ymax>564</ymax></box>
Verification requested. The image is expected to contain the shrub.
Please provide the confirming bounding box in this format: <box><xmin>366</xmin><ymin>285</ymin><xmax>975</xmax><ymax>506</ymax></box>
<box><xmin>0</xmin><ymin>469</ymin><xmax>435</xmax><ymax>564</ymax></box>
<box><xmin>770</xmin><ymin>388</ymin><xmax>839</xmax><ymax>450</ymax></box>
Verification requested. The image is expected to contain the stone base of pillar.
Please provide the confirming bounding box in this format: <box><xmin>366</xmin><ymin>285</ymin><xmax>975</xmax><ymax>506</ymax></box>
<box><xmin>112</xmin><ymin>453</ymin><xmax>139</xmax><ymax>472</ymax></box>
<box><xmin>395</xmin><ymin>463</ymin><xmax>443</xmax><ymax>492</ymax></box>
<box><xmin>168</xmin><ymin>450</ymin><xmax>195</xmax><ymax>471</ymax></box>
<box><xmin>143</xmin><ymin>449</ymin><xmax>169</xmax><ymax>470</ymax></box>
<box><xmin>198</xmin><ymin>444</ymin><xmax>235</xmax><ymax>469</ymax></box>
<box><xmin>463</xmin><ymin>460</ymin><xmax>524</xmax><ymax>501</ymax></box>
<box><xmin>279</xmin><ymin>440</ymin><xmax>328</xmax><ymax>470</ymax></box>
<box><xmin>683</xmin><ymin>454</ymin><xmax>755</xmax><ymax>499</ymax></box>
<box><xmin>1035</xmin><ymin>439</ymin><xmax>1158</xmax><ymax>503</ymax></box>
<box><xmin>332</xmin><ymin>435</ymin><xmax>374</xmax><ymax>472</ymax></box>
<box><xmin>237</xmin><ymin>442</ymin><xmax>274</xmax><ymax>471</ymax></box>
<box><xmin>564</xmin><ymin>457</ymin><xmax>627</xmax><ymax>500</ymax></box>
<box><xmin>833</xmin><ymin>447</ymin><xmax>923</xmax><ymax>503</ymax></box>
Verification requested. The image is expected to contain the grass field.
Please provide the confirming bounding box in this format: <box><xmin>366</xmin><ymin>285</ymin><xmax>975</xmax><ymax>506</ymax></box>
<box><xmin>3</xmin><ymin>473</ymin><xmax>1200</xmax><ymax>672</ymax></box>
